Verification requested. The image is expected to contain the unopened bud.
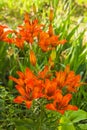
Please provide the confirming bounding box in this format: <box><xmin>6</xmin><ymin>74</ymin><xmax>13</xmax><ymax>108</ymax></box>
<box><xmin>24</xmin><ymin>12</ymin><xmax>29</xmax><ymax>23</ymax></box>
<box><xmin>50</xmin><ymin>49</ymin><xmax>56</xmax><ymax>61</ymax></box>
<box><xmin>49</xmin><ymin>57</ymin><xmax>54</xmax><ymax>68</ymax></box>
<box><xmin>48</xmin><ymin>24</ymin><xmax>53</xmax><ymax>36</ymax></box>
<box><xmin>49</xmin><ymin>7</ymin><xmax>54</xmax><ymax>22</ymax></box>
<box><xmin>33</xmin><ymin>4</ymin><xmax>36</xmax><ymax>14</ymax></box>
<box><xmin>30</xmin><ymin>50</ymin><xmax>37</xmax><ymax>66</ymax></box>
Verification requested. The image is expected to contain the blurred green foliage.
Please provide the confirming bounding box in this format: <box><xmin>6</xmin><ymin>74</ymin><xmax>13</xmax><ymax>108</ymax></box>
<box><xmin>0</xmin><ymin>0</ymin><xmax>87</xmax><ymax>26</ymax></box>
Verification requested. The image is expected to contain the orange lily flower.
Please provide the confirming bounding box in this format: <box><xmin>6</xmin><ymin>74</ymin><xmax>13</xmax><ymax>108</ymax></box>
<box><xmin>38</xmin><ymin>65</ymin><xmax>52</xmax><ymax>79</ymax></box>
<box><xmin>9</xmin><ymin>67</ymin><xmax>40</xmax><ymax>87</ymax></box>
<box><xmin>38</xmin><ymin>24</ymin><xmax>67</xmax><ymax>51</ymax></box>
<box><xmin>0</xmin><ymin>25</ymin><xmax>8</xmax><ymax>41</ymax></box>
<box><xmin>55</xmin><ymin>71</ymin><xmax>66</xmax><ymax>89</ymax></box>
<box><xmin>38</xmin><ymin>31</ymin><xmax>51</xmax><ymax>51</ymax></box>
<box><xmin>65</xmin><ymin>71</ymin><xmax>81</xmax><ymax>92</ymax></box>
<box><xmin>55</xmin><ymin>65</ymin><xmax>82</xmax><ymax>92</ymax></box>
<box><xmin>46</xmin><ymin>92</ymin><xmax>78</xmax><ymax>114</ymax></box>
<box><xmin>0</xmin><ymin>25</ymin><xmax>13</xmax><ymax>42</ymax></box>
<box><xmin>0</xmin><ymin>25</ymin><xmax>23</xmax><ymax>46</ymax></box>
<box><xmin>43</xmin><ymin>79</ymin><xmax>58</xmax><ymax>100</ymax></box>
<box><xmin>9</xmin><ymin>70</ymin><xmax>25</xmax><ymax>86</ymax></box>
<box><xmin>9</xmin><ymin>67</ymin><xmax>44</xmax><ymax>108</ymax></box>
<box><xmin>14</xmin><ymin>84</ymin><xmax>43</xmax><ymax>109</ymax></box>
<box><xmin>17</xmin><ymin>12</ymin><xmax>43</xmax><ymax>44</ymax></box>
<box><xmin>5</xmin><ymin>12</ymin><xmax>43</xmax><ymax>48</ymax></box>
<box><xmin>13</xmin><ymin>37</ymin><xmax>24</xmax><ymax>48</ymax></box>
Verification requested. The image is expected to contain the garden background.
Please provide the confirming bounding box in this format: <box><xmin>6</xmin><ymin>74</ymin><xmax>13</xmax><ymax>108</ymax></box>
<box><xmin>0</xmin><ymin>0</ymin><xmax>87</xmax><ymax>130</ymax></box>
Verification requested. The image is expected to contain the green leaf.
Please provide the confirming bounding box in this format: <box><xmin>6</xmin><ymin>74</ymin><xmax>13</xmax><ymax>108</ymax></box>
<box><xmin>14</xmin><ymin>118</ymin><xmax>34</xmax><ymax>129</ymax></box>
<box><xmin>52</xmin><ymin>0</ymin><xmax>59</xmax><ymax>9</ymax></box>
<box><xmin>58</xmin><ymin>116</ymin><xmax>76</xmax><ymax>130</ymax></box>
<box><xmin>66</xmin><ymin>25</ymin><xmax>79</xmax><ymax>40</ymax></box>
<box><xmin>65</xmin><ymin>110</ymin><xmax>87</xmax><ymax>123</ymax></box>
<box><xmin>78</xmin><ymin>124</ymin><xmax>87</xmax><ymax>130</ymax></box>
<box><xmin>16</xmin><ymin>126</ymin><xmax>28</xmax><ymax>130</ymax></box>
<box><xmin>18</xmin><ymin>60</ymin><xmax>25</xmax><ymax>72</ymax></box>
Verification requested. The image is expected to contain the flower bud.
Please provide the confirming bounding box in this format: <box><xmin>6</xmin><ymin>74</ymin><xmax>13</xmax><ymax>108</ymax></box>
<box><xmin>49</xmin><ymin>7</ymin><xmax>54</xmax><ymax>22</ymax></box>
<box><xmin>48</xmin><ymin>24</ymin><xmax>53</xmax><ymax>36</ymax></box>
<box><xmin>30</xmin><ymin>50</ymin><xmax>36</xmax><ymax>66</ymax></box>
<box><xmin>33</xmin><ymin>4</ymin><xmax>36</xmax><ymax>14</ymax></box>
<box><xmin>50</xmin><ymin>49</ymin><xmax>56</xmax><ymax>61</ymax></box>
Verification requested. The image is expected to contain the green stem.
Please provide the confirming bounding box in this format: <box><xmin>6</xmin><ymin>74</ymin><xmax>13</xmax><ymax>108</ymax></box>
<box><xmin>36</xmin><ymin>102</ymin><xmax>45</xmax><ymax>130</ymax></box>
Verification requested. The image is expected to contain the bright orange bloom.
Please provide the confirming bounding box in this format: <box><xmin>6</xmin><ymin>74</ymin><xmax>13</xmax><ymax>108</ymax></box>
<box><xmin>17</xmin><ymin>12</ymin><xmax>43</xmax><ymax>44</ymax></box>
<box><xmin>0</xmin><ymin>25</ymin><xmax>8</xmax><ymax>41</ymax></box>
<box><xmin>14</xmin><ymin>84</ymin><xmax>43</xmax><ymax>108</ymax></box>
<box><xmin>5</xmin><ymin>31</ymin><xmax>26</xmax><ymax>48</ymax></box>
<box><xmin>0</xmin><ymin>25</ymin><xmax>12</xmax><ymax>42</ymax></box>
<box><xmin>13</xmin><ymin>37</ymin><xmax>25</xmax><ymax>48</ymax></box>
<box><xmin>38</xmin><ymin>25</ymin><xmax>67</xmax><ymax>51</ymax></box>
<box><xmin>5</xmin><ymin>35</ymin><xmax>25</xmax><ymax>48</ymax></box>
<box><xmin>4</xmin><ymin>12</ymin><xmax>43</xmax><ymax>48</ymax></box>
<box><xmin>30</xmin><ymin>50</ymin><xmax>37</xmax><ymax>66</ymax></box>
<box><xmin>38</xmin><ymin>31</ymin><xmax>51</xmax><ymax>51</ymax></box>
<box><xmin>55</xmin><ymin>71</ymin><xmax>66</xmax><ymax>89</ymax></box>
<box><xmin>65</xmin><ymin>71</ymin><xmax>81</xmax><ymax>92</ymax></box>
<box><xmin>55</xmin><ymin>65</ymin><xmax>82</xmax><ymax>92</ymax></box>
<box><xmin>0</xmin><ymin>25</ymin><xmax>22</xmax><ymax>46</ymax></box>
<box><xmin>9</xmin><ymin>68</ymin><xmax>42</xmax><ymax>87</ymax></box>
<box><xmin>9</xmin><ymin>68</ymin><xmax>43</xmax><ymax>108</ymax></box>
<box><xmin>46</xmin><ymin>92</ymin><xmax>78</xmax><ymax>114</ymax></box>
<box><xmin>38</xmin><ymin>65</ymin><xmax>52</xmax><ymax>79</ymax></box>
<box><xmin>43</xmin><ymin>79</ymin><xmax>59</xmax><ymax>100</ymax></box>
<box><xmin>9</xmin><ymin>64</ymin><xmax>83</xmax><ymax>112</ymax></box>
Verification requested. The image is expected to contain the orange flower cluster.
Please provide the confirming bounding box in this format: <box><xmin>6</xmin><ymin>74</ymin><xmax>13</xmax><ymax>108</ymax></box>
<box><xmin>0</xmin><ymin>12</ymin><xmax>66</xmax><ymax>51</ymax></box>
<box><xmin>9</xmin><ymin>65</ymin><xmax>83</xmax><ymax>114</ymax></box>
<box><xmin>55</xmin><ymin>65</ymin><xmax>82</xmax><ymax>92</ymax></box>
<box><xmin>11</xmin><ymin>13</ymin><xmax>43</xmax><ymax>48</ymax></box>
<box><xmin>9</xmin><ymin>68</ymin><xmax>43</xmax><ymax>108</ymax></box>
<box><xmin>38</xmin><ymin>25</ymin><xmax>67</xmax><ymax>51</ymax></box>
<box><xmin>1</xmin><ymin>10</ymin><xmax>83</xmax><ymax>115</ymax></box>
